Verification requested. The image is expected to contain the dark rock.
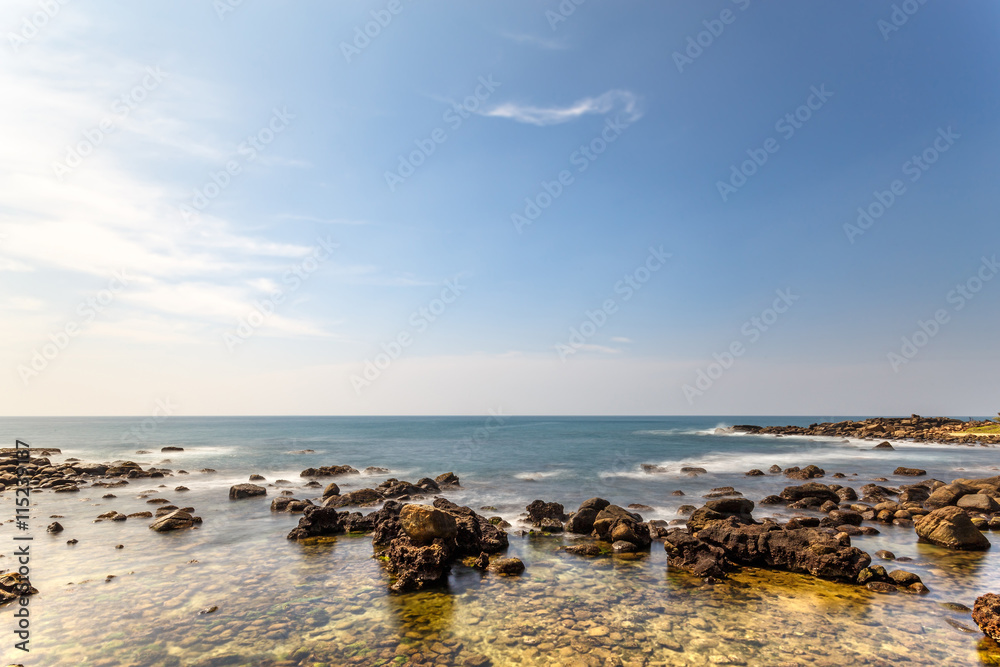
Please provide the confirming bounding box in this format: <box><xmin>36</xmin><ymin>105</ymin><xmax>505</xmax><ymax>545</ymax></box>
<box><xmin>286</xmin><ymin>506</ymin><xmax>345</xmax><ymax>540</ymax></box>
<box><xmin>539</xmin><ymin>518</ymin><xmax>564</xmax><ymax>532</ymax></box>
<box><xmin>47</xmin><ymin>521</ymin><xmax>63</xmax><ymax>533</ymax></box>
<box><xmin>612</xmin><ymin>540</ymin><xmax>638</xmax><ymax>553</ymax></box>
<box><xmin>745</xmin><ymin>469</ymin><xmax>765</xmax><ymax>476</ymax></box>
<box><xmin>894</xmin><ymin>467</ymin><xmax>926</xmax><ymax>477</ymax></box>
<box><xmin>779</xmin><ymin>482</ymin><xmax>839</xmax><ymax>504</ymax></box>
<box><xmin>525</xmin><ymin>500</ymin><xmax>567</xmax><ymax>526</ymax></box>
<box><xmin>322</xmin><ymin>482</ymin><xmax>340</xmax><ymax>498</ymax></box>
<box><xmin>785</xmin><ymin>465</ymin><xmax>825</xmax><ymax>480</ymax></box>
<box><xmin>564</xmin><ymin>543</ymin><xmax>605</xmax><ymax>557</ymax></box>
<box><xmin>229</xmin><ymin>484</ymin><xmax>266</xmax><ymax>500</ymax></box>
<box><xmin>759</xmin><ymin>495</ymin><xmax>784</xmax><ymax>505</ymax></box>
<box><xmin>385</xmin><ymin>535</ymin><xmax>453</xmax><ymax>593</ymax></box>
<box><xmin>769</xmin><ymin>465</ymin><xmax>783</xmax><ymax>473</ymax></box>
<box><xmin>888</xmin><ymin>570</ymin><xmax>922</xmax><ymax>586</ymax></box>
<box><xmin>161</xmin><ymin>446</ymin><xmax>184</xmax><ymax>452</ymax></box>
<box><xmin>579</xmin><ymin>497</ymin><xmax>611</xmax><ymax>512</ymax></box>
<box><xmin>249</xmin><ymin>474</ymin><xmax>265</xmax><ymax>481</ymax></box>
<box><xmin>874</xmin><ymin>441</ymin><xmax>894</xmax><ymax>450</ymax></box>
<box><xmin>866</xmin><ymin>582</ymin><xmax>897</xmax><ymax>594</ymax></box>
<box><xmin>875</xmin><ymin>550</ymin><xmax>896</xmax><ymax>560</ymax></box>
<box><xmin>364</xmin><ymin>466</ymin><xmax>390</xmax><ymax>474</ymax></box>
<box><xmin>957</xmin><ymin>494</ymin><xmax>1000</xmax><ymax>513</ymax></box>
<box><xmin>565</xmin><ymin>508</ymin><xmax>599</xmax><ymax>534</ymax></box>
<box><xmin>299</xmin><ymin>465</ymin><xmax>359</xmax><ymax>477</ymax></box>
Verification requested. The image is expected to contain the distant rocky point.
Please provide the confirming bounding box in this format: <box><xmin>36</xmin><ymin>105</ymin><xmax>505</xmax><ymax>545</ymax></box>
<box><xmin>728</xmin><ymin>415</ymin><xmax>998</xmax><ymax>445</ymax></box>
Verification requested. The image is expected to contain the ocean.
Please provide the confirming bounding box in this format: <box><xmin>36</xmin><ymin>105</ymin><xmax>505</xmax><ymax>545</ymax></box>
<box><xmin>2</xmin><ymin>416</ymin><xmax>998</xmax><ymax>666</ymax></box>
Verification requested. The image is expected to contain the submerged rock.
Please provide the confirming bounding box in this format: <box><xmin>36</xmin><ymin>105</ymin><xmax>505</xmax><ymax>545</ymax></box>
<box><xmin>489</xmin><ymin>557</ymin><xmax>525</xmax><ymax>575</ymax></box>
<box><xmin>915</xmin><ymin>506</ymin><xmax>991</xmax><ymax>550</ymax></box>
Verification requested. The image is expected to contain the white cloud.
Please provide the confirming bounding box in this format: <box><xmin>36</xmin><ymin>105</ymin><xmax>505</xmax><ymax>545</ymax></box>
<box><xmin>482</xmin><ymin>89</ymin><xmax>642</xmax><ymax>126</ymax></box>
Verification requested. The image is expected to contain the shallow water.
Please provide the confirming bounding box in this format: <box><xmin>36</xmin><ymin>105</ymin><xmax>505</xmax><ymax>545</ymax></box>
<box><xmin>2</xmin><ymin>416</ymin><xmax>1000</xmax><ymax>665</ymax></box>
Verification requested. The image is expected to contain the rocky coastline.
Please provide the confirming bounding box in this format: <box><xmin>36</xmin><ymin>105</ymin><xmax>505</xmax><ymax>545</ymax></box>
<box><xmin>5</xmin><ymin>421</ymin><xmax>1000</xmax><ymax>661</ymax></box>
<box><xmin>728</xmin><ymin>415</ymin><xmax>1000</xmax><ymax>445</ymax></box>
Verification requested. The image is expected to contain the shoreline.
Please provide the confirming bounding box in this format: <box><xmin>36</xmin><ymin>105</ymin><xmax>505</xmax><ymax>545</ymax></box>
<box><xmin>728</xmin><ymin>414</ymin><xmax>1000</xmax><ymax>446</ymax></box>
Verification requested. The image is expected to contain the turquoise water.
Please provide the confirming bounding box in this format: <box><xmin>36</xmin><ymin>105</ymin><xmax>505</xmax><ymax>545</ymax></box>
<box><xmin>1</xmin><ymin>416</ymin><xmax>999</xmax><ymax>665</ymax></box>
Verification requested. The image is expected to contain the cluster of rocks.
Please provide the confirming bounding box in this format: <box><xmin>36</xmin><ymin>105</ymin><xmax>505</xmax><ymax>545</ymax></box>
<box><xmin>298</xmin><ymin>464</ymin><xmax>390</xmax><ymax>477</ymax></box>
<box><xmin>322</xmin><ymin>472</ymin><xmax>460</xmax><ymax>509</ymax></box>
<box><xmin>731</xmin><ymin>415</ymin><xmax>997</xmax><ymax>445</ymax></box>
<box><xmin>285</xmin><ymin>498</ymin><xmax>512</xmax><ymax>592</ymax></box>
<box><xmin>662</xmin><ymin>498</ymin><xmax>929</xmax><ymax>594</ymax></box>
<box><xmin>521</xmin><ymin>498</ymin><xmax>657</xmax><ymax>556</ymax></box>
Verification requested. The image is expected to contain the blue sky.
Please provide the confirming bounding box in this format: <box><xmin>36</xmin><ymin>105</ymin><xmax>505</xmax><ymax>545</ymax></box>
<box><xmin>1</xmin><ymin>0</ymin><xmax>998</xmax><ymax>415</ymax></box>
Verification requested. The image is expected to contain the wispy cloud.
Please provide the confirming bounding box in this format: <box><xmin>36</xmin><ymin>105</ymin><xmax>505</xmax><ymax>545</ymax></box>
<box><xmin>481</xmin><ymin>89</ymin><xmax>642</xmax><ymax>126</ymax></box>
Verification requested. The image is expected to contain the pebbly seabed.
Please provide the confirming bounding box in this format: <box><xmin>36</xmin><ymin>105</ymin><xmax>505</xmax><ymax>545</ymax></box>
<box><xmin>3</xmin><ymin>415</ymin><xmax>1000</xmax><ymax>666</ymax></box>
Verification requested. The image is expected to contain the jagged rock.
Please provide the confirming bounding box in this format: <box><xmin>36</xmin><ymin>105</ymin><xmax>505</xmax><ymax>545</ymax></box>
<box><xmin>915</xmin><ymin>506</ymin><xmax>991</xmax><ymax>550</ymax></box>
<box><xmin>974</xmin><ymin>593</ymin><xmax>1000</xmax><ymax>642</ymax></box>
<box><xmin>665</xmin><ymin>513</ymin><xmax>870</xmax><ymax>582</ymax></box>
<box><xmin>47</xmin><ymin>521</ymin><xmax>63</xmax><ymax>533</ymax></box>
<box><xmin>386</xmin><ymin>535</ymin><xmax>453</xmax><ymax>592</ymax></box>
<box><xmin>229</xmin><ymin>484</ymin><xmax>266</xmax><ymax>500</ymax></box>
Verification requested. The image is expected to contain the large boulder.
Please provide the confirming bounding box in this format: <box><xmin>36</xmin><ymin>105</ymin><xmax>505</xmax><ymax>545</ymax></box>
<box><xmin>432</xmin><ymin>498</ymin><xmax>508</xmax><ymax>553</ymax></box>
<box><xmin>435</xmin><ymin>472</ymin><xmax>460</xmax><ymax>487</ymax></box>
<box><xmin>565</xmin><ymin>508</ymin><xmax>599</xmax><ymax>534</ymax></box>
<box><xmin>974</xmin><ymin>593</ymin><xmax>1000</xmax><ymax>642</ymax></box>
<box><xmin>914</xmin><ymin>506</ymin><xmax>991</xmax><ymax>550</ymax></box>
<box><xmin>400</xmin><ymin>504</ymin><xmax>458</xmax><ymax>544</ymax></box>
<box><xmin>229</xmin><ymin>484</ymin><xmax>266</xmax><ymax>500</ymax></box>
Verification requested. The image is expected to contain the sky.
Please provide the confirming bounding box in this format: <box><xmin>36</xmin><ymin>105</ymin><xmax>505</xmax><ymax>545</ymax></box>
<box><xmin>1</xmin><ymin>0</ymin><xmax>998</xmax><ymax>416</ymax></box>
